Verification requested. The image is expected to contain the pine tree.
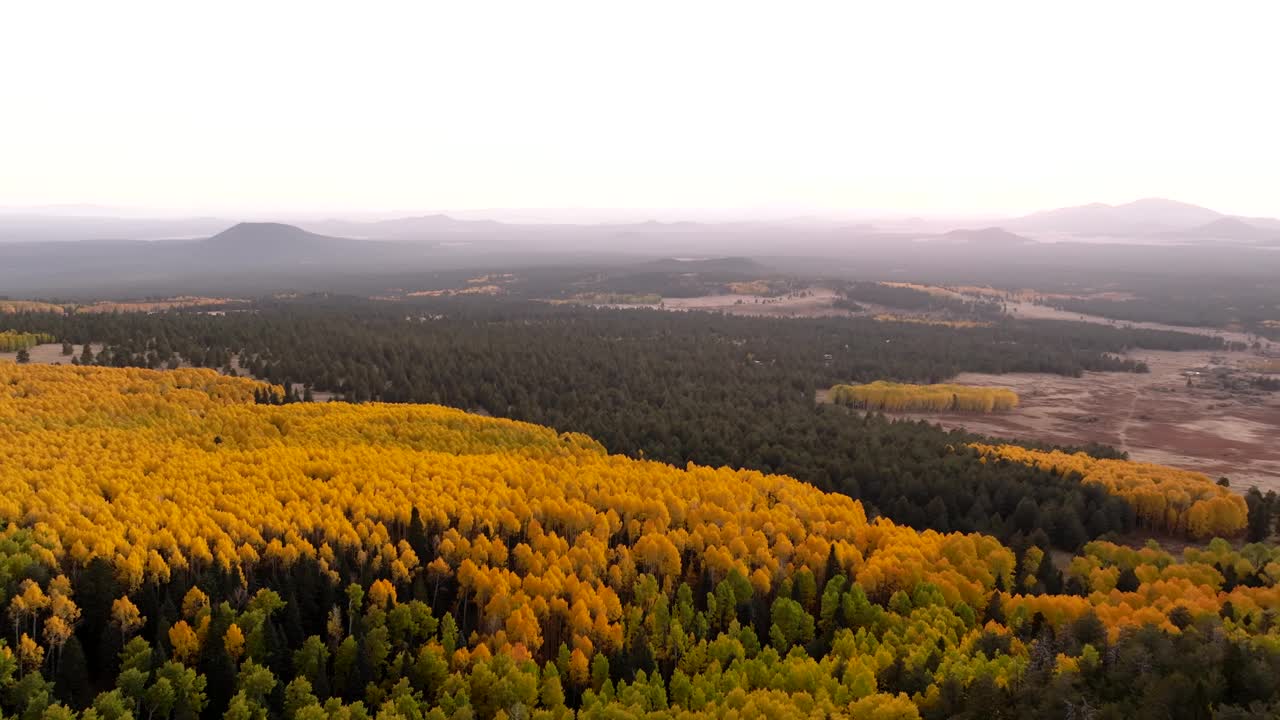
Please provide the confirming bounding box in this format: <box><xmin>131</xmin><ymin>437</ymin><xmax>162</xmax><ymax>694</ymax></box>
<box><xmin>54</xmin><ymin>637</ymin><xmax>91</xmax><ymax>709</ymax></box>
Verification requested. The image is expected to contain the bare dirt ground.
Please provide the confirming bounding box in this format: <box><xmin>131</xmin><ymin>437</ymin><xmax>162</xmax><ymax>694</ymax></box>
<box><xmin>664</xmin><ymin>288</ymin><xmax>847</xmax><ymax>317</ymax></box>
<box><xmin>0</xmin><ymin>343</ymin><xmax>101</xmax><ymax>364</ymax></box>
<box><xmin>1005</xmin><ymin>301</ymin><xmax>1257</xmax><ymax>345</ymax></box>
<box><xmin>830</xmin><ymin>348</ymin><xmax>1280</xmax><ymax>493</ymax></box>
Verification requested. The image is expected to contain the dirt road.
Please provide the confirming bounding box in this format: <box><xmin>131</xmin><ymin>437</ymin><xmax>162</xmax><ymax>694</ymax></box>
<box><xmin>1006</xmin><ymin>301</ymin><xmax>1258</xmax><ymax>346</ymax></box>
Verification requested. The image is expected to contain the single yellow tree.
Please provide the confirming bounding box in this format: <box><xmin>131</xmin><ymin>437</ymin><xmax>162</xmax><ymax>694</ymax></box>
<box><xmin>224</xmin><ymin>623</ymin><xmax>246</xmax><ymax>661</ymax></box>
<box><xmin>17</xmin><ymin>633</ymin><xmax>43</xmax><ymax>675</ymax></box>
<box><xmin>169</xmin><ymin>620</ymin><xmax>200</xmax><ymax>665</ymax></box>
<box><xmin>111</xmin><ymin>597</ymin><xmax>146</xmax><ymax>642</ymax></box>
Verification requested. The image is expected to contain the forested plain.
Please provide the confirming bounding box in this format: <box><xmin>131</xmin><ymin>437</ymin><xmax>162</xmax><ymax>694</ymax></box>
<box><xmin>2</xmin><ymin>296</ymin><xmax>1280</xmax><ymax>718</ymax></box>
<box><xmin>1047</xmin><ymin>292</ymin><xmax>1280</xmax><ymax>340</ymax></box>
<box><xmin>4</xmin><ymin>298</ymin><xmax>1241</xmax><ymax>552</ymax></box>
<box><xmin>1034</xmin><ymin>278</ymin><xmax>1280</xmax><ymax>340</ymax></box>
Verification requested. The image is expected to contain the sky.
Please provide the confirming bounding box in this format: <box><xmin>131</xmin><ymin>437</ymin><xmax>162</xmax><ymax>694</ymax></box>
<box><xmin>2</xmin><ymin>1</ymin><xmax>1278</xmax><ymax>218</ymax></box>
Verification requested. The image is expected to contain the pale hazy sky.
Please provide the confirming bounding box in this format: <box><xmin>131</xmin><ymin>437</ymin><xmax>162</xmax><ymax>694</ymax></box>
<box><xmin>2</xmin><ymin>1</ymin><xmax>1277</xmax><ymax>217</ymax></box>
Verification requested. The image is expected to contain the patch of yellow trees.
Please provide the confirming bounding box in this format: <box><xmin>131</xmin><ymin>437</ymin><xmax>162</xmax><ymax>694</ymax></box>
<box><xmin>831</xmin><ymin>381</ymin><xmax>1019</xmax><ymax>413</ymax></box>
<box><xmin>871</xmin><ymin>315</ymin><xmax>992</xmax><ymax>329</ymax></box>
<box><xmin>971</xmin><ymin>444</ymin><xmax>1248</xmax><ymax>539</ymax></box>
<box><xmin>0</xmin><ymin>331</ymin><xmax>54</xmax><ymax>352</ymax></box>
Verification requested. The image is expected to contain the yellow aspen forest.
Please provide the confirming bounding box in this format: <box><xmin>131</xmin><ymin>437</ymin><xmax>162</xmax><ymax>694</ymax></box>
<box><xmin>871</xmin><ymin>315</ymin><xmax>992</xmax><ymax>329</ymax></box>
<box><xmin>971</xmin><ymin>444</ymin><xmax>1249</xmax><ymax>539</ymax></box>
<box><xmin>0</xmin><ymin>331</ymin><xmax>55</xmax><ymax>352</ymax></box>
<box><xmin>0</xmin><ymin>365</ymin><xmax>1276</xmax><ymax>720</ymax></box>
<box><xmin>830</xmin><ymin>381</ymin><xmax>1019</xmax><ymax>413</ymax></box>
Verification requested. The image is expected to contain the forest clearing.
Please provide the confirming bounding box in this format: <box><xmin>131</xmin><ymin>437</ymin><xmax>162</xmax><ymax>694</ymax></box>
<box><xmin>582</xmin><ymin>286</ymin><xmax>851</xmax><ymax>318</ymax></box>
<box><xmin>860</xmin><ymin>349</ymin><xmax>1280</xmax><ymax>494</ymax></box>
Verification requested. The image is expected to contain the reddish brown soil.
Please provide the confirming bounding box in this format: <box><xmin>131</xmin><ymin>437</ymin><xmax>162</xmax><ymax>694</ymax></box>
<box><xmin>841</xmin><ymin>349</ymin><xmax>1280</xmax><ymax>493</ymax></box>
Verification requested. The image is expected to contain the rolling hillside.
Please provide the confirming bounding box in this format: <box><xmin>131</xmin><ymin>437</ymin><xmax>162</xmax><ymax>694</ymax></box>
<box><xmin>0</xmin><ymin>364</ymin><xmax>1276</xmax><ymax>718</ymax></box>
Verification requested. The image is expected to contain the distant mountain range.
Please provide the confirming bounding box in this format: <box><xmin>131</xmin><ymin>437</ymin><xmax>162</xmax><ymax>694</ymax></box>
<box><xmin>1006</xmin><ymin>198</ymin><xmax>1222</xmax><ymax>234</ymax></box>
<box><xmin>0</xmin><ymin>222</ymin><xmax>448</xmax><ymax>298</ymax></box>
<box><xmin>1005</xmin><ymin>198</ymin><xmax>1280</xmax><ymax>242</ymax></box>
<box><xmin>3</xmin><ymin>197</ymin><xmax>1277</xmax><ymax>246</ymax></box>
<box><xmin>935</xmin><ymin>227</ymin><xmax>1033</xmax><ymax>246</ymax></box>
<box><xmin>2</xmin><ymin>198</ymin><xmax>1280</xmax><ymax>298</ymax></box>
<box><xmin>198</xmin><ymin>222</ymin><xmax>379</xmax><ymax>265</ymax></box>
<box><xmin>1158</xmin><ymin>217</ymin><xmax>1280</xmax><ymax>244</ymax></box>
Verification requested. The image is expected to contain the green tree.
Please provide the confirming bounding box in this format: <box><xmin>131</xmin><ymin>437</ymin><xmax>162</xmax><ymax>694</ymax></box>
<box><xmin>768</xmin><ymin>597</ymin><xmax>814</xmax><ymax>653</ymax></box>
<box><xmin>293</xmin><ymin>636</ymin><xmax>330</xmax><ymax>697</ymax></box>
<box><xmin>54</xmin><ymin>636</ymin><xmax>91</xmax><ymax>709</ymax></box>
<box><xmin>283</xmin><ymin>677</ymin><xmax>318</xmax><ymax>719</ymax></box>
<box><xmin>155</xmin><ymin>661</ymin><xmax>208</xmax><ymax>720</ymax></box>
<box><xmin>236</xmin><ymin>661</ymin><xmax>276</xmax><ymax>706</ymax></box>
<box><xmin>332</xmin><ymin>636</ymin><xmax>358</xmax><ymax>698</ymax></box>
<box><xmin>540</xmin><ymin>662</ymin><xmax>566</xmax><ymax>710</ymax></box>
<box><xmin>145</xmin><ymin>678</ymin><xmax>176</xmax><ymax>720</ymax></box>
<box><xmin>91</xmin><ymin>689</ymin><xmax>132</xmax><ymax>720</ymax></box>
